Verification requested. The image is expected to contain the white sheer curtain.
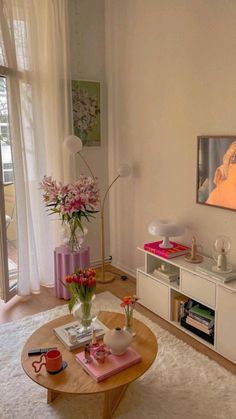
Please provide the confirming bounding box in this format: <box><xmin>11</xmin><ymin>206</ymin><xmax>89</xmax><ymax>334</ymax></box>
<box><xmin>0</xmin><ymin>0</ymin><xmax>73</xmax><ymax>295</ymax></box>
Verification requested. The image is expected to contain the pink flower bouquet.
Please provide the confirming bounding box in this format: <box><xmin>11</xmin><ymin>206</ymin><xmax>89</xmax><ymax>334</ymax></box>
<box><xmin>40</xmin><ymin>175</ymin><xmax>99</xmax><ymax>251</ymax></box>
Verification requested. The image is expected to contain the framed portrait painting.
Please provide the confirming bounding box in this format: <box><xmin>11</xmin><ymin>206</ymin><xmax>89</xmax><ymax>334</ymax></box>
<box><xmin>72</xmin><ymin>80</ymin><xmax>101</xmax><ymax>146</ymax></box>
<box><xmin>197</xmin><ymin>135</ymin><xmax>236</xmax><ymax>211</ymax></box>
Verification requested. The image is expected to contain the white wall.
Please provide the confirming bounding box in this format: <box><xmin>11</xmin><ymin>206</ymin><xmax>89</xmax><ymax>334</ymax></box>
<box><xmin>105</xmin><ymin>0</ymin><xmax>236</xmax><ymax>275</ymax></box>
<box><xmin>68</xmin><ymin>0</ymin><xmax>110</xmax><ymax>264</ymax></box>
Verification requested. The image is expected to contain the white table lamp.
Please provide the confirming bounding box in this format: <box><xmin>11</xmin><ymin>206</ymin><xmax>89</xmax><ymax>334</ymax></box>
<box><xmin>148</xmin><ymin>221</ymin><xmax>184</xmax><ymax>248</ymax></box>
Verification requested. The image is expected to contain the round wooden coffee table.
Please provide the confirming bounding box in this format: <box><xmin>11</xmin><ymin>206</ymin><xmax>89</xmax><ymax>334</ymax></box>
<box><xmin>21</xmin><ymin>311</ymin><xmax>158</xmax><ymax>419</ymax></box>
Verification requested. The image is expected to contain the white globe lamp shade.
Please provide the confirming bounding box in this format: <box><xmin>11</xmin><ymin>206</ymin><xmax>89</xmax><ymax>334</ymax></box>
<box><xmin>118</xmin><ymin>163</ymin><xmax>131</xmax><ymax>178</ymax></box>
<box><xmin>212</xmin><ymin>235</ymin><xmax>232</xmax><ymax>273</ymax></box>
<box><xmin>148</xmin><ymin>220</ymin><xmax>184</xmax><ymax>248</ymax></box>
<box><xmin>213</xmin><ymin>235</ymin><xmax>231</xmax><ymax>254</ymax></box>
<box><xmin>64</xmin><ymin>135</ymin><xmax>83</xmax><ymax>154</ymax></box>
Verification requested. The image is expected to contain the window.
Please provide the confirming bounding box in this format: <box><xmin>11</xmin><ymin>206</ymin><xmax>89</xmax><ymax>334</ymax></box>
<box><xmin>1</xmin><ymin>125</ymin><xmax>8</xmax><ymax>135</ymax></box>
<box><xmin>3</xmin><ymin>162</ymin><xmax>14</xmax><ymax>183</ymax></box>
<box><xmin>0</xmin><ymin>74</ymin><xmax>17</xmax><ymax>300</ymax></box>
<box><xmin>1</xmin><ymin>140</ymin><xmax>14</xmax><ymax>183</ymax></box>
<box><xmin>0</xmin><ymin>76</ymin><xmax>12</xmax><ymax>184</ymax></box>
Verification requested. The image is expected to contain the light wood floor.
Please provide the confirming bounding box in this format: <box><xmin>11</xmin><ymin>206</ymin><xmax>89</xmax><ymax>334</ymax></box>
<box><xmin>0</xmin><ymin>265</ymin><xmax>235</xmax><ymax>374</ymax></box>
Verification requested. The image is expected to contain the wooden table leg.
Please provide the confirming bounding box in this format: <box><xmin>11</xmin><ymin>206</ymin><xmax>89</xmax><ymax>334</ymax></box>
<box><xmin>47</xmin><ymin>389</ymin><xmax>59</xmax><ymax>403</ymax></box>
<box><xmin>103</xmin><ymin>384</ymin><xmax>128</xmax><ymax>419</ymax></box>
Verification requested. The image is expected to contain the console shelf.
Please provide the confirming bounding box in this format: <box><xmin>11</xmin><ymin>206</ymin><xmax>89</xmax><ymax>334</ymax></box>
<box><xmin>137</xmin><ymin>247</ymin><xmax>236</xmax><ymax>364</ymax></box>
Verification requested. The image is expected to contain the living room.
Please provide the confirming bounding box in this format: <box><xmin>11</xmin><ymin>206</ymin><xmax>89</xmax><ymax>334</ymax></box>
<box><xmin>0</xmin><ymin>0</ymin><xmax>236</xmax><ymax>418</ymax></box>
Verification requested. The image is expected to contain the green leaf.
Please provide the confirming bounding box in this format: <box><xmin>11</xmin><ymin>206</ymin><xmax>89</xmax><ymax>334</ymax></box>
<box><xmin>68</xmin><ymin>294</ymin><xmax>78</xmax><ymax>312</ymax></box>
<box><xmin>59</xmin><ymin>278</ymin><xmax>70</xmax><ymax>291</ymax></box>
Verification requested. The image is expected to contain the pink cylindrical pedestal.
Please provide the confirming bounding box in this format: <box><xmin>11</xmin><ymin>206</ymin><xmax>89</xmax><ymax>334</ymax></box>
<box><xmin>54</xmin><ymin>245</ymin><xmax>90</xmax><ymax>300</ymax></box>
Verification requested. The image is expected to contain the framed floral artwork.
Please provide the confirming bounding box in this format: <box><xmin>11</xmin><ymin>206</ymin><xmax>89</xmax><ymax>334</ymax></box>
<box><xmin>72</xmin><ymin>80</ymin><xmax>101</xmax><ymax>146</ymax></box>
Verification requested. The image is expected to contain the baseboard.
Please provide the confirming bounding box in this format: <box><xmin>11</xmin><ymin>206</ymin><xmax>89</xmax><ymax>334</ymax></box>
<box><xmin>90</xmin><ymin>258</ymin><xmax>136</xmax><ymax>281</ymax></box>
<box><xmin>110</xmin><ymin>262</ymin><xmax>136</xmax><ymax>280</ymax></box>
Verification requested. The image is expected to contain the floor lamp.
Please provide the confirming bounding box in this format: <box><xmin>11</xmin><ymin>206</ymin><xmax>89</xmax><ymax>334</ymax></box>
<box><xmin>64</xmin><ymin>135</ymin><xmax>131</xmax><ymax>283</ymax></box>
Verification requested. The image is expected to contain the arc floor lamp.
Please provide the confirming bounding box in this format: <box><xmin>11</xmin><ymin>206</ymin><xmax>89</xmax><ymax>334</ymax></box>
<box><xmin>64</xmin><ymin>135</ymin><xmax>131</xmax><ymax>283</ymax></box>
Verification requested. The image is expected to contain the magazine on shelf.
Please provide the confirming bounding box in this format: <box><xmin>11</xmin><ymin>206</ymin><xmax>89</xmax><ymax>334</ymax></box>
<box><xmin>189</xmin><ymin>305</ymin><xmax>214</xmax><ymax>322</ymax></box>
<box><xmin>144</xmin><ymin>241</ymin><xmax>190</xmax><ymax>259</ymax></box>
<box><xmin>181</xmin><ymin>317</ymin><xmax>214</xmax><ymax>344</ymax></box>
<box><xmin>53</xmin><ymin>319</ymin><xmax>109</xmax><ymax>351</ymax></box>
<box><xmin>75</xmin><ymin>347</ymin><xmax>142</xmax><ymax>382</ymax></box>
<box><xmin>172</xmin><ymin>295</ymin><xmax>189</xmax><ymax>322</ymax></box>
<box><xmin>188</xmin><ymin>311</ymin><xmax>214</xmax><ymax>328</ymax></box>
<box><xmin>153</xmin><ymin>267</ymin><xmax>179</xmax><ymax>282</ymax></box>
<box><xmin>186</xmin><ymin>316</ymin><xmax>213</xmax><ymax>335</ymax></box>
<box><xmin>196</xmin><ymin>261</ymin><xmax>236</xmax><ymax>283</ymax></box>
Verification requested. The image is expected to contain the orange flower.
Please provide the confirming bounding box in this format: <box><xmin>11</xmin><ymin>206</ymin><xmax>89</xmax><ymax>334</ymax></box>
<box><xmin>123</xmin><ymin>296</ymin><xmax>132</xmax><ymax>303</ymax></box>
<box><xmin>120</xmin><ymin>296</ymin><xmax>132</xmax><ymax>307</ymax></box>
<box><xmin>120</xmin><ymin>294</ymin><xmax>139</xmax><ymax>308</ymax></box>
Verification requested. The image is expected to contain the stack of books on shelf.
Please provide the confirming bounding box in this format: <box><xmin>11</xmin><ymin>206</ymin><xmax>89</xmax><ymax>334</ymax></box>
<box><xmin>153</xmin><ymin>266</ymin><xmax>179</xmax><ymax>282</ymax></box>
<box><xmin>172</xmin><ymin>295</ymin><xmax>189</xmax><ymax>322</ymax></box>
<box><xmin>144</xmin><ymin>241</ymin><xmax>190</xmax><ymax>259</ymax></box>
<box><xmin>181</xmin><ymin>303</ymin><xmax>215</xmax><ymax>344</ymax></box>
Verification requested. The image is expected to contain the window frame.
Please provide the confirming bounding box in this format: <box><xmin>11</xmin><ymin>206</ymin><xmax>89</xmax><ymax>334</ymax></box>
<box><xmin>0</xmin><ymin>66</ymin><xmax>17</xmax><ymax>301</ymax></box>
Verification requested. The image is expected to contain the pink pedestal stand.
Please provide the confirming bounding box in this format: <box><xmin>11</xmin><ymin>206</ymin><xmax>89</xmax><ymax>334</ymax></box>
<box><xmin>54</xmin><ymin>245</ymin><xmax>90</xmax><ymax>300</ymax></box>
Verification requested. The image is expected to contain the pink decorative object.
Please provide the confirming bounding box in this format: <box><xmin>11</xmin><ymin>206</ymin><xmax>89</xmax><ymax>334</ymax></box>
<box><xmin>91</xmin><ymin>344</ymin><xmax>110</xmax><ymax>364</ymax></box>
<box><xmin>75</xmin><ymin>347</ymin><xmax>141</xmax><ymax>382</ymax></box>
<box><xmin>54</xmin><ymin>245</ymin><xmax>90</xmax><ymax>300</ymax></box>
<box><xmin>144</xmin><ymin>241</ymin><xmax>190</xmax><ymax>259</ymax></box>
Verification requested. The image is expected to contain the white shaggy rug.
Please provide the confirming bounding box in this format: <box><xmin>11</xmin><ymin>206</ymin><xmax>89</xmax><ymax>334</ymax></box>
<box><xmin>0</xmin><ymin>291</ymin><xmax>236</xmax><ymax>419</ymax></box>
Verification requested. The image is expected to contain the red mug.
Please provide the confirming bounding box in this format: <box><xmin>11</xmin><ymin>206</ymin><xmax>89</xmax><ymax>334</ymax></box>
<box><xmin>32</xmin><ymin>349</ymin><xmax>62</xmax><ymax>373</ymax></box>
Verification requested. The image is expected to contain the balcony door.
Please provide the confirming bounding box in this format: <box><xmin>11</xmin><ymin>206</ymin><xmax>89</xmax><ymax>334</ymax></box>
<box><xmin>0</xmin><ymin>75</ymin><xmax>18</xmax><ymax>302</ymax></box>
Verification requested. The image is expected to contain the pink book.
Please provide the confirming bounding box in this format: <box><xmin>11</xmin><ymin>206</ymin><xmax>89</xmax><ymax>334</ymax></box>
<box><xmin>144</xmin><ymin>241</ymin><xmax>190</xmax><ymax>259</ymax></box>
<box><xmin>75</xmin><ymin>347</ymin><xmax>142</xmax><ymax>382</ymax></box>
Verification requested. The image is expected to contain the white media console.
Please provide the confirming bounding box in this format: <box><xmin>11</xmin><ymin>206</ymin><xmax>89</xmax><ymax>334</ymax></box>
<box><xmin>137</xmin><ymin>247</ymin><xmax>236</xmax><ymax>364</ymax></box>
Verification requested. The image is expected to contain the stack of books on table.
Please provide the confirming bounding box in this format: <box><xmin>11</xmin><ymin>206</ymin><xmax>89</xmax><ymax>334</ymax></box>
<box><xmin>53</xmin><ymin>319</ymin><xmax>109</xmax><ymax>351</ymax></box>
<box><xmin>144</xmin><ymin>241</ymin><xmax>190</xmax><ymax>259</ymax></box>
<box><xmin>181</xmin><ymin>303</ymin><xmax>215</xmax><ymax>344</ymax></box>
<box><xmin>75</xmin><ymin>347</ymin><xmax>142</xmax><ymax>382</ymax></box>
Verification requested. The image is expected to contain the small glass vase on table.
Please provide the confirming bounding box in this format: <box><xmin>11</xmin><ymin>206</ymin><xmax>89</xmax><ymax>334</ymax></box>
<box><xmin>121</xmin><ymin>295</ymin><xmax>139</xmax><ymax>337</ymax></box>
<box><xmin>64</xmin><ymin>268</ymin><xmax>97</xmax><ymax>333</ymax></box>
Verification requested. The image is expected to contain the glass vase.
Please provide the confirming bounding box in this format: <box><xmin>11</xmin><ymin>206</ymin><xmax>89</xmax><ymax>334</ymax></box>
<box><xmin>123</xmin><ymin>308</ymin><xmax>136</xmax><ymax>336</ymax></box>
<box><xmin>64</xmin><ymin>221</ymin><xmax>88</xmax><ymax>252</ymax></box>
<box><xmin>72</xmin><ymin>295</ymin><xmax>97</xmax><ymax>332</ymax></box>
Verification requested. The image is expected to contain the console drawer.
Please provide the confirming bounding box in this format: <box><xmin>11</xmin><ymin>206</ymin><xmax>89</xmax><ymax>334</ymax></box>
<box><xmin>137</xmin><ymin>271</ymin><xmax>169</xmax><ymax>319</ymax></box>
<box><xmin>181</xmin><ymin>270</ymin><xmax>216</xmax><ymax>307</ymax></box>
